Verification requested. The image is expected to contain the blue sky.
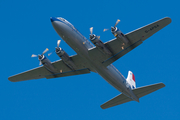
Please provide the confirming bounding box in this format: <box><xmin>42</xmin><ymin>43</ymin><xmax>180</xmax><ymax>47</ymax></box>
<box><xmin>1</xmin><ymin>0</ymin><xmax>180</xmax><ymax>119</ymax></box>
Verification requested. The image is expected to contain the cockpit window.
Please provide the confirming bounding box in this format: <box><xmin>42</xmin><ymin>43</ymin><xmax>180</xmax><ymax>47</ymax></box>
<box><xmin>57</xmin><ymin>17</ymin><xmax>65</xmax><ymax>21</ymax></box>
<box><xmin>57</xmin><ymin>17</ymin><xmax>76</xmax><ymax>30</ymax></box>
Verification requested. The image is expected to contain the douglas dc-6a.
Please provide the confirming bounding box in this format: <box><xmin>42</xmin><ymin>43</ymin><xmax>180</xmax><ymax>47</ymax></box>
<box><xmin>8</xmin><ymin>17</ymin><xmax>171</xmax><ymax>109</ymax></box>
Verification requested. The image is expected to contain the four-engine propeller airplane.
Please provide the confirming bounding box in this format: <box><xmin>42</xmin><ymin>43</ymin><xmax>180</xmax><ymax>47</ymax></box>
<box><xmin>8</xmin><ymin>17</ymin><xmax>171</xmax><ymax>109</ymax></box>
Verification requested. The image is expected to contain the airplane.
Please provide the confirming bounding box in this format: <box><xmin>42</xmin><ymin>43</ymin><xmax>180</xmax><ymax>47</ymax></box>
<box><xmin>8</xmin><ymin>17</ymin><xmax>171</xmax><ymax>109</ymax></box>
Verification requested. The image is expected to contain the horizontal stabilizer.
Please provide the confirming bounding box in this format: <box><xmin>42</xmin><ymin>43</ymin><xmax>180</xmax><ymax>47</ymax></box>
<box><xmin>133</xmin><ymin>82</ymin><xmax>165</xmax><ymax>98</ymax></box>
<box><xmin>101</xmin><ymin>83</ymin><xmax>165</xmax><ymax>109</ymax></box>
<box><xmin>101</xmin><ymin>93</ymin><xmax>132</xmax><ymax>109</ymax></box>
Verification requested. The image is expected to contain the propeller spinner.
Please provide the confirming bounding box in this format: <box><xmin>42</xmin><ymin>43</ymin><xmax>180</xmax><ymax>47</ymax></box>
<box><xmin>48</xmin><ymin>40</ymin><xmax>62</xmax><ymax>56</ymax></box>
<box><xmin>89</xmin><ymin>27</ymin><xmax>100</xmax><ymax>40</ymax></box>
<box><xmin>31</xmin><ymin>48</ymin><xmax>49</xmax><ymax>65</ymax></box>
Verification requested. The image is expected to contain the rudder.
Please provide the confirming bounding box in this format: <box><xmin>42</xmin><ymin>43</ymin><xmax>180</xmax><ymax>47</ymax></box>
<box><xmin>126</xmin><ymin>71</ymin><xmax>136</xmax><ymax>89</ymax></box>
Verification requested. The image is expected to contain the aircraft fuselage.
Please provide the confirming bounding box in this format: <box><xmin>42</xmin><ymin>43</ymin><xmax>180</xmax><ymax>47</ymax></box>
<box><xmin>50</xmin><ymin>17</ymin><xmax>139</xmax><ymax>102</ymax></box>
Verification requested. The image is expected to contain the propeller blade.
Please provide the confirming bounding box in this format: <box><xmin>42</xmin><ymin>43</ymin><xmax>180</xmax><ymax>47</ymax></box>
<box><xmin>103</xmin><ymin>29</ymin><xmax>110</xmax><ymax>32</ymax></box>
<box><xmin>114</xmin><ymin>19</ymin><xmax>120</xmax><ymax>27</ymax></box>
<box><xmin>48</xmin><ymin>50</ymin><xmax>55</xmax><ymax>56</ymax></box>
<box><xmin>97</xmin><ymin>36</ymin><xmax>100</xmax><ymax>39</ymax></box>
<box><xmin>31</xmin><ymin>54</ymin><xmax>37</xmax><ymax>57</ymax></box>
<box><xmin>42</xmin><ymin>48</ymin><xmax>49</xmax><ymax>55</ymax></box>
<box><xmin>57</xmin><ymin>40</ymin><xmax>61</xmax><ymax>48</ymax></box>
<box><xmin>39</xmin><ymin>61</ymin><xmax>42</xmax><ymax>65</ymax></box>
<box><xmin>90</xmin><ymin>27</ymin><xmax>93</xmax><ymax>35</ymax></box>
<box><xmin>48</xmin><ymin>52</ymin><xmax>53</xmax><ymax>56</ymax></box>
<box><xmin>83</xmin><ymin>41</ymin><xmax>86</xmax><ymax>44</ymax></box>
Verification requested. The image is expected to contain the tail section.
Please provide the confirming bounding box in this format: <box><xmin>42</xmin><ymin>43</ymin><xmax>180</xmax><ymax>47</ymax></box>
<box><xmin>101</xmin><ymin>83</ymin><xmax>165</xmax><ymax>109</ymax></box>
<box><xmin>127</xmin><ymin>71</ymin><xmax>136</xmax><ymax>89</ymax></box>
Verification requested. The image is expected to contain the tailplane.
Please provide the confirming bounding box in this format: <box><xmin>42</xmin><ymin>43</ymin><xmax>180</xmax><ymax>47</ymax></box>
<box><xmin>101</xmin><ymin>83</ymin><xmax>165</xmax><ymax>109</ymax></box>
<box><xmin>127</xmin><ymin>71</ymin><xmax>136</xmax><ymax>89</ymax></box>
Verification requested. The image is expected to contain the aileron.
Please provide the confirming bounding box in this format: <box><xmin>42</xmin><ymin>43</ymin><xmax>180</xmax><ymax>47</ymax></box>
<box><xmin>126</xmin><ymin>17</ymin><xmax>171</xmax><ymax>42</ymax></box>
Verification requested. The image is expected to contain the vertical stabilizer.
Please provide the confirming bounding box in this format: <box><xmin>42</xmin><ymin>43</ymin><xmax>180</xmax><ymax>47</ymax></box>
<box><xmin>126</xmin><ymin>71</ymin><xmax>136</xmax><ymax>89</ymax></box>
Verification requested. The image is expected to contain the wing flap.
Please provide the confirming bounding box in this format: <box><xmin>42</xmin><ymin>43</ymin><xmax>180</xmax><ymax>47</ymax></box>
<box><xmin>102</xmin><ymin>39</ymin><xmax>142</xmax><ymax>66</ymax></box>
<box><xmin>45</xmin><ymin>68</ymin><xmax>90</xmax><ymax>79</ymax></box>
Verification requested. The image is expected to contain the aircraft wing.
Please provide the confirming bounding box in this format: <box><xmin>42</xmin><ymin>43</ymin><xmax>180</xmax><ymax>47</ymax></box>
<box><xmin>8</xmin><ymin>54</ymin><xmax>91</xmax><ymax>82</ymax></box>
<box><xmin>88</xmin><ymin>17</ymin><xmax>171</xmax><ymax>67</ymax></box>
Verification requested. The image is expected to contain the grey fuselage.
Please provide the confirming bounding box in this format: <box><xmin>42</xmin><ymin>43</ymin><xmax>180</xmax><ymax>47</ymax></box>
<box><xmin>50</xmin><ymin>17</ymin><xmax>139</xmax><ymax>102</ymax></box>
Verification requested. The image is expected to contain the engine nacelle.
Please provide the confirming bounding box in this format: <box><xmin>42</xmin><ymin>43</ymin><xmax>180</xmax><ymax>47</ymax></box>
<box><xmin>90</xmin><ymin>34</ymin><xmax>112</xmax><ymax>55</ymax></box>
<box><xmin>111</xmin><ymin>27</ymin><xmax>129</xmax><ymax>45</ymax></box>
<box><xmin>90</xmin><ymin>35</ymin><xmax>104</xmax><ymax>48</ymax></box>
<box><xmin>38</xmin><ymin>55</ymin><xmax>58</xmax><ymax>73</ymax></box>
<box><xmin>56</xmin><ymin>48</ymin><xmax>70</xmax><ymax>62</ymax></box>
<box><xmin>56</xmin><ymin>48</ymin><xmax>76</xmax><ymax>70</ymax></box>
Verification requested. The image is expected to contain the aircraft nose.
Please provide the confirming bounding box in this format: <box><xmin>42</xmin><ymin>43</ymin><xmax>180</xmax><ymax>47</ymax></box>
<box><xmin>50</xmin><ymin>17</ymin><xmax>58</xmax><ymax>22</ymax></box>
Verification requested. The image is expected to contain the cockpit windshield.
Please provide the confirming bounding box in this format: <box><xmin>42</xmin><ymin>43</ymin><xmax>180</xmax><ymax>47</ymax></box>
<box><xmin>57</xmin><ymin>17</ymin><xmax>65</xmax><ymax>21</ymax></box>
<box><xmin>57</xmin><ymin>17</ymin><xmax>75</xmax><ymax>29</ymax></box>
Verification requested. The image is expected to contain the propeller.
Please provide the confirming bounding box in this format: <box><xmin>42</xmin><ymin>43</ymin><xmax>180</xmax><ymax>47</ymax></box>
<box><xmin>31</xmin><ymin>48</ymin><xmax>49</xmax><ymax>65</ymax></box>
<box><xmin>103</xmin><ymin>19</ymin><xmax>120</xmax><ymax>32</ymax></box>
<box><xmin>48</xmin><ymin>40</ymin><xmax>62</xmax><ymax>56</ymax></box>
<box><xmin>89</xmin><ymin>27</ymin><xmax>100</xmax><ymax>40</ymax></box>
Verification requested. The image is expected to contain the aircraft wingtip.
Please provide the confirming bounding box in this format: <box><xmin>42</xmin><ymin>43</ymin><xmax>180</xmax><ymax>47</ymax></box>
<box><xmin>164</xmin><ymin>17</ymin><xmax>172</xmax><ymax>24</ymax></box>
<box><xmin>8</xmin><ymin>76</ymin><xmax>15</xmax><ymax>82</ymax></box>
<box><xmin>100</xmin><ymin>105</ymin><xmax>107</xmax><ymax>109</ymax></box>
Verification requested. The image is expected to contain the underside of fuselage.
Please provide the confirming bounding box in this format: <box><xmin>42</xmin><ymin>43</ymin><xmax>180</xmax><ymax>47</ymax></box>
<box><xmin>50</xmin><ymin>17</ymin><xmax>138</xmax><ymax>101</ymax></box>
